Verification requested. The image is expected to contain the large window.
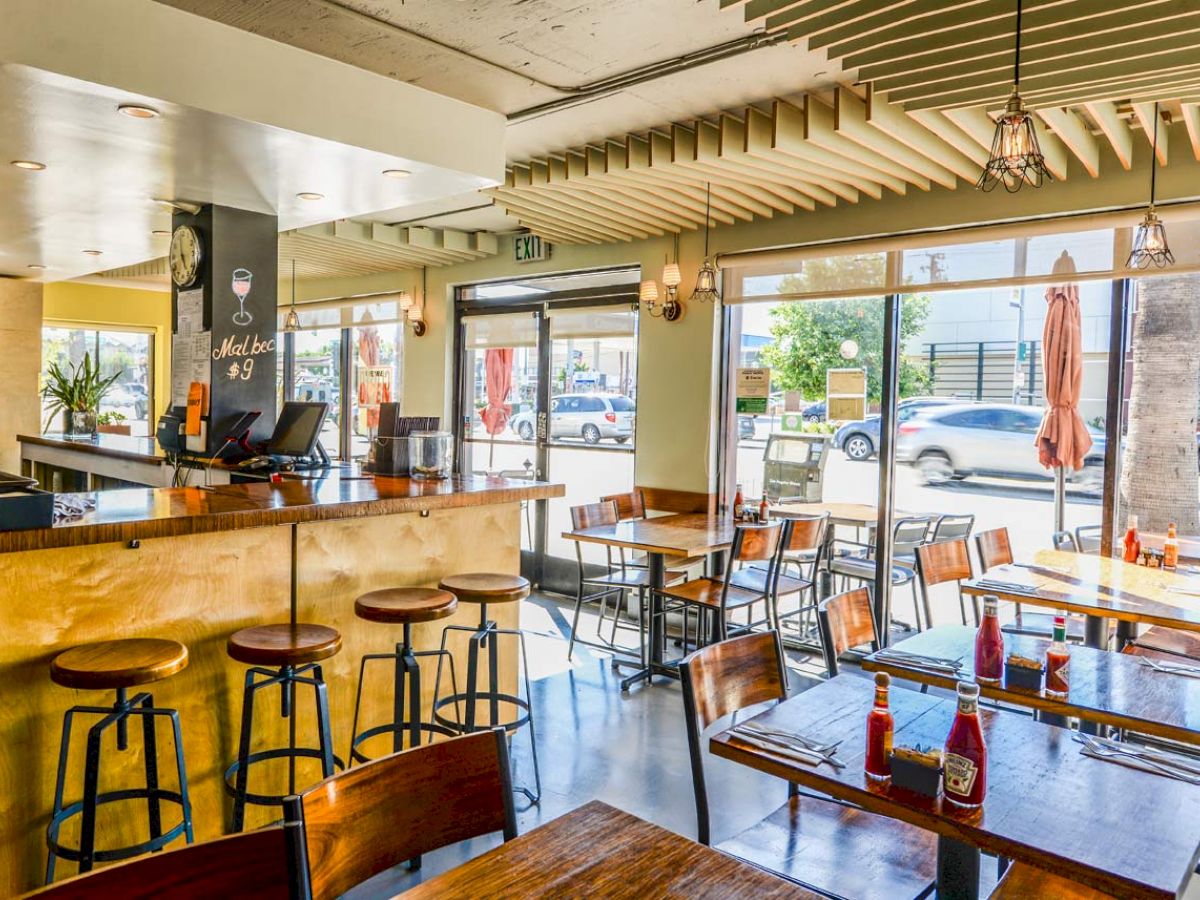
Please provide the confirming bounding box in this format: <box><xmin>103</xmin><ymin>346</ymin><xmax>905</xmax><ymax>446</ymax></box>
<box><xmin>41</xmin><ymin>325</ymin><xmax>153</xmax><ymax>436</ymax></box>
<box><xmin>291</xmin><ymin>329</ymin><xmax>343</xmax><ymax>459</ymax></box>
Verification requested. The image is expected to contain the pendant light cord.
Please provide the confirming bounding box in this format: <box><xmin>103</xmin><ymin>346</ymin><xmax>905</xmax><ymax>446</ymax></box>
<box><xmin>1149</xmin><ymin>102</ymin><xmax>1159</xmax><ymax>208</ymax></box>
<box><xmin>1013</xmin><ymin>0</ymin><xmax>1022</xmax><ymax>89</ymax></box>
<box><xmin>703</xmin><ymin>182</ymin><xmax>712</xmax><ymax>257</ymax></box>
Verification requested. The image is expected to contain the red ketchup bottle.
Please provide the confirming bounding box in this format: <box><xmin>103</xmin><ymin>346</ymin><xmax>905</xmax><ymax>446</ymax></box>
<box><xmin>865</xmin><ymin>672</ymin><xmax>894</xmax><ymax>780</ymax></box>
<box><xmin>974</xmin><ymin>595</ymin><xmax>1004</xmax><ymax>683</ymax></box>
<box><xmin>1123</xmin><ymin>515</ymin><xmax>1141</xmax><ymax>564</ymax></box>
<box><xmin>943</xmin><ymin>682</ymin><xmax>987</xmax><ymax>809</ymax></box>
<box><xmin>1045</xmin><ymin>615</ymin><xmax>1070</xmax><ymax>697</ymax></box>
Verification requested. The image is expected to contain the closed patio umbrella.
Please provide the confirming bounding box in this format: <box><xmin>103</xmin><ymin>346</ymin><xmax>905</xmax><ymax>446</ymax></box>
<box><xmin>1035</xmin><ymin>251</ymin><xmax>1092</xmax><ymax>529</ymax></box>
<box><xmin>481</xmin><ymin>348</ymin><xmax>514</xmax><ymax>468</ymax></box>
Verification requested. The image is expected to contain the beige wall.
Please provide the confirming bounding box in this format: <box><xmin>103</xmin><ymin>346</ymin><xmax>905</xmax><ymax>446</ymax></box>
<box><xmin>0</xmin><ymin>279</ymin><xmax>43</xmax><ymax>472</ymax></box>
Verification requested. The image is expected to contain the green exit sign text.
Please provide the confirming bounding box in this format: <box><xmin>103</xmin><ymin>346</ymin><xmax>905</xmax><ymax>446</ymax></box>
<box><xmin>515</xmin><ymin>234</ymin><xmax>551</xmax><ymax>263</ymax></box>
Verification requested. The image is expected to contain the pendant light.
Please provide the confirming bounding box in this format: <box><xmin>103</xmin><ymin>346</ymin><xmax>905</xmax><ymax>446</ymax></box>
<box><xmin>283</xmin><ymin>259</ymin><xmax>300</xmax><ymax>332</ymax></box>
<box><xmin>690</xmin><ymin>182</ymin><xmax>720</xmax><ymax>302</ymax></box>
<box><xmin>1127</xmin><ymin>102</ymin><xmax>1175</xmax><ymax>269</ymax></box>
<box><xmin>977</xmin><ymin>0</ymin><xmax>1051</xmax><ymax>193</ymax></box>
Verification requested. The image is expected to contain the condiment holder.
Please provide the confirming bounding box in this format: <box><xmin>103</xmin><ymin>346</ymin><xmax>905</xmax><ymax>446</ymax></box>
<box><xmin>1003</xmin><ymin>654</ymin><xmax>1045</xmax><ymax>691</ymax></box>
<box><xmin>888</xmin><ymin>746</ymin><xmax>942</xmax><ymax>798</ymax></box>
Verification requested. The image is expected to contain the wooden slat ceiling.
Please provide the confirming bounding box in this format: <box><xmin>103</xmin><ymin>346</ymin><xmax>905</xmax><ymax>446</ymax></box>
<box><xmin>486</xmin><ymin>86</ymin><xmax>1200</xmax><ymax>245</ymax></box>
<box><xmin>99</xmin><ymin>223</ymin><xmax>499</xmax><ymax>283</ymax></box>
<box><xmin>720</xmin><ymin>0</ymin><xmax>1200</xmax><ymax>111</ymax></box>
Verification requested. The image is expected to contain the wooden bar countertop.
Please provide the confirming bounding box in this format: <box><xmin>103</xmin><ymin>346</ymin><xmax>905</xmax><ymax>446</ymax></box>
<box><xmin>0</xmin><ymin>473</ymin><xmax>563</xmax><ymax>553</ymax></box>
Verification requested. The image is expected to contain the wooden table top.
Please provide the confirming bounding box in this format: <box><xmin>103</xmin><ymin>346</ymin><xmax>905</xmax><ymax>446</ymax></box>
<box><xmin>863</xmin><ymin>625</ymin><xmax>1200</xmax><ymax>746</ymax></box>
<box><xmin>400</xmin><ymin>800</ymin><xmax>818</xmax><ymax>899</ymax></box>
<box><xmin>711</xmin><ymin>676</ymin><xmax>1200</xmax><ymax>899</ymax></box>
<box><xmin>563</xmin><ymin>512</ymin><xmax>735</xmax><ymax>558</ymax></box>
<box><xmin>0</xmin><ymin>474</ymin><xmax>563</xmax><ymax>554</ymax></box>
<box><xmin>964</xmin><ymin>549</ymin><xmax>1200</xmax><ymax>632</ymax></box>
<box><xmin>773</xmin><ymin>501</ymin><xmax>881</xmax><ymax>526</ymax></box>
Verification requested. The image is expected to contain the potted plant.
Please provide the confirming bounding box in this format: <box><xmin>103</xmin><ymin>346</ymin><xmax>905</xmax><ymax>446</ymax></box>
<box><xmin>97</xmin><ymin>411</ymin><xmax>132</xmax><ymax>436</ymax></box>
<box><xmin>41</xmin><ymin>353</ymin><xmax>123</xmax><ymax>438</ymax></box>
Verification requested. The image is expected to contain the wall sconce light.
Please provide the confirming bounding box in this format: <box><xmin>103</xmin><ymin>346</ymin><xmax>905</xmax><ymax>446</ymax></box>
<box><xmin>408</xmin><ymin>268</ymin><xmax>428</xmax><ymax>336</ymax></box>
<box><xmin>642</xmin><ymin>237</ymin><xmax>684</xmax><ymax>322</ymax></box>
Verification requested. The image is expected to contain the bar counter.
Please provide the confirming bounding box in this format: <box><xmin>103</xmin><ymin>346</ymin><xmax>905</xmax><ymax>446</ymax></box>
<box><xmin>0</xmin><ymin>473</ymin><xmax>563</xmax><ymax>893</ymax></box>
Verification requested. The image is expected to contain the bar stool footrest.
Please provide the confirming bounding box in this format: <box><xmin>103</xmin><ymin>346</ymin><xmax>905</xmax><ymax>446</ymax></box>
<box><xmin>349</xmin><ymin>721</ymin><xmax>461</xmax><ymax>764</ymax></box>
<box><xmin>432</xmin><ymin>691</ymin><xmax>531</xmax><ymax>735</ymax></box>
<box><xmin>223</xmin><ymin>747</ymin><xmax>344</xmax><ymax>808</ymax></box>
<box><xmin>46</xmin><ymin>788</ymin><xmax>190</xmax><ymax>864</ymax></box>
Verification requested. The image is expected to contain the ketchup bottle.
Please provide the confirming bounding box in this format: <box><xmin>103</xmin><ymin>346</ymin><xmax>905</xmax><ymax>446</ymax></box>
<box><xmin>865</xmin><ymin>672</ymin><xmax>894</xmax><ymax>780</ymax></box>
<box><xmin>974</xmin><ymin>595</ymin><xmax>1004</xmax><ymax>683</ymax></box>
<box><xmin>1123</xmin><ymin>515</ymin><xmax>1141</xmax><ymax>564</ymax></box>
<box><xmin>1045</xmin><ymin>615</ymin><xmax>1070</xmax><ymax>697</ymax></box>
<box><xmin>943</xmin><ymin>682</ymin><xmax>987</xmax><ymax>809</ymax></box>
<box><xmin>732</xmin><ymin>484</ymin><xmax>744</xmax><ymax>521</ymax></box>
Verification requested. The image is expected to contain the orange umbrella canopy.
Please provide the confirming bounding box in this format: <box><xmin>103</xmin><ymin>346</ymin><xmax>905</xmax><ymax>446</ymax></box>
<box><xmin>1035</xmin><ymin>272</ymin><xmax>1093</xmax><ymax>470</ymax></box>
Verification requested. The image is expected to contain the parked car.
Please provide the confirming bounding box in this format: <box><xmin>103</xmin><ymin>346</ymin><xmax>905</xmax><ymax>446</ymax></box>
<box><xmin>510</xmin><ymin>394</ymin><xmax>635</xmax><ymax>444</ymax></box>
<box><xmin>738</xmin><ymin>415</ymin><xmax>757</xmax><ymax>441</ymax></box>
<box><xmin>896</xmin><ymin>402</ymin><xmax>1105</xmax><ymax>493</ymax></box>
<box><xmin>833</xmin><ymin>397</ymin><xmax>959</xmax><ymax>461</ymax></box>
<box><xmin>801</xmin><ymin>400</ymin><xmax>826</xmax><ymax>423</ymax></box>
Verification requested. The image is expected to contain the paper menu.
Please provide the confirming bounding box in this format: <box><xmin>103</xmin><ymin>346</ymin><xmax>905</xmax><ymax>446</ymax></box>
<box><xmin>171</xmin><ymin>330</ymin><xmax>212</xmax><ymax>406</ymax></box>
<box><xmin>176</xmin><ymin>289</ymin><xmax>203</xmax><ymax>334</ymax></box>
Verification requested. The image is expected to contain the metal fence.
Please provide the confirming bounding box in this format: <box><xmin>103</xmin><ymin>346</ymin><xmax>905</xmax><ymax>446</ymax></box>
<box><xmin>922</xmin><ymin>340</ymin><xmax>1043</xmax><ymax>406</ymax></box>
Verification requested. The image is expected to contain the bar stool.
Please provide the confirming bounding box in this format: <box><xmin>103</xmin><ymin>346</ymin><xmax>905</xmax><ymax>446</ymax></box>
<box><xmin>349</xmin><ymin>587</ymin><xmax>462</xmax><ymax>762</ymax></box>
<box><xmin>224</xmin><ymin>623</ymin><xmax>344</xmax><ymax>832</ymax></box>
<box><xmin>45</xmin><ymin>638</ymin><xmax>194</xmax><ymax>883</ymax></box>
<box><xmin>432</xmin><ymin>573</ymin><xmax>540</xmax><ymax>803</ymax></box>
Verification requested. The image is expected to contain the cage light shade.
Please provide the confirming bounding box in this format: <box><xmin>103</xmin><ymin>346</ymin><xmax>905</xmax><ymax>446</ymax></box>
<box><xmin>398</xmin><ymin>291</ymin><xmax>414</xmax><ymax>309</ymax></box>
<box><xmin>639</xmin><ymin>279</ymin><xmax>659</xmax><ymax>303</ymax></box>
<box><xmin>1127</xmin><ymin>210</ymin><xmax>1175</xmax><ymax>269</ymax></box>
<box><xmin>977</xmin><ymin>91</ymin><xmax>1051</xmax><ymax>192</ymax></box>
<box><xmin>690</xmin><ymin>259</ymin><xmax>720</xmax><ymax>302</ymax></box>
<box><xmin>406</xmin><ymin>306</ymin><xmax>423</xmax><ymax>321</ymax></box>
<box><xmin>661</xmin><ymin>262</ymin><xmax>682</xmax><ymax>287</ymax></box>
<box><xmin>283</xmin><ymin>307</ymin><xmax>301</xmax><ymax>332</ymax></box>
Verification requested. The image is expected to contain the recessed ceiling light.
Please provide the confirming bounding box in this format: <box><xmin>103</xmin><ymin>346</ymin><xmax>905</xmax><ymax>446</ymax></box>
<box><xmin>27</xmin><ymin>264</ymin><xmax>46</xmax><ymax>270</ymax></box>
<box><xmin>382</xmin><ymin>169</ymin><xmax>411</xmax><ymax>179</ymax></box>
<box><xmin>82</xmin><ymin>249</ymin><xmax>103</xmax><ymax>256</ymax></box>
<box><xmin>118</xmin><ymin>104</ymin><xmax>160</xmax><ymax>119</ymax></box>
<box><xmin>11</xmin><ymin>160</ymin><xmax>45</xmax><ymax>170</ymax></box>
<box><xmin>296</xmin><ymin>191</ymin><xmax>325</xmax><ymax>201</ymax></box>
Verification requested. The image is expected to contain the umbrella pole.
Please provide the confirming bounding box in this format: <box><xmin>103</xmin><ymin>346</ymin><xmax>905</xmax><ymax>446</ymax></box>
<box><xmin>1054</xmin><ymin>466</ymin><xmax>1066</xmax><ymax>533</ymax></box>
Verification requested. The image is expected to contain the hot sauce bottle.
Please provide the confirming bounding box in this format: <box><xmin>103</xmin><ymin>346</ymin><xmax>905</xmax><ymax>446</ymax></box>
<box><xmin>865</xmin><ymin>672</ymin><xmax>894</xmax><ymax>780</ymax></box>
<box><xmin>1045</xmin><ymin>615</ymin><xmax>1070</xmax><ymax>697</ymax></box>
<box><xmin>943</xmin><ymin>682</ymin><xmax>987</xmax><ymax>809</ymax></box>
<box><xmin>1164</xmin><ymin>523</ymin><xmax>1180</xmax><ymax>571</ymax></box>
<box><xmin>1123</xmin><ymin>515</ymin><xmax>1141</xmax><ymax>564</ymax></box>
<box><xmin>974</xmin><ymin>595</ymin><xmax>1004</xmax><ymax>683</ymax></box>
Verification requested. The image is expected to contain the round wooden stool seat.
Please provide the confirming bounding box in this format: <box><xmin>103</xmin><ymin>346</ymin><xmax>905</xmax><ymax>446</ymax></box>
<box><xmin>226</xmin><ymin>623</ymin><xmax>342</xmax><ymax>667</ymax></box>
<box><xmin>355</xmin><ymin>587</ymin><xmax>458</xmax><ymax>624</ymax></box>
<box><xmin>50</xmin><ymin>638</ymin><xmax>189</xmax><ymax>691</ymax></box>
<box><xmin>438</xmin><ymin>573</ymin><xmax>531</xmax><ymax>605</ymax></box>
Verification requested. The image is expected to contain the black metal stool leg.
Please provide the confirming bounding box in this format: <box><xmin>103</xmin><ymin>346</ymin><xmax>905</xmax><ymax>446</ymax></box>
<box><xmin>312</xmin><ymin>665</ymin><xmax>336</xmax><ymax>778</ymax></box>
<box><xmin>231</xmin><ymin>668</ymin><xmax>257</xmax><ymax>832</ymax></box>
<box><xmin>78</xmin><ymin>714</ymin><xmax>107</xmax><ymax>873</ymax></box>
<box><xmin>405</xmin><ymin>640</ymin><xmax>422</xmax><ymax>750</ymax></box>
<box><xmin>44</xmin><ymin>708</ymin><xmax>77</xmax><ymax>884</ymax></box>
<box><xmin>140</xmin><ymin>693</ymin><xmax>163</xmax><ymax>847</ymax></box>
<box><xmin>167</xmin><ymin>707</ymin><xmax>194</xmax><ymax>843</ymax></box>
<box><xmin>393</xmin><ymin>638</ymin><xmax>407</xmax><ymax>754</ymax></box>
<box><xmin>515</xmin><ymin>627</ymin><xmax>541</xmax><ymax>804</ymax></box>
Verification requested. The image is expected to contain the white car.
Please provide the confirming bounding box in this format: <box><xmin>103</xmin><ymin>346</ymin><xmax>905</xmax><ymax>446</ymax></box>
<box><xmin>510</xmin><ymin>394</ymin><xmax>635</xmax><ymax>444</ymax></box>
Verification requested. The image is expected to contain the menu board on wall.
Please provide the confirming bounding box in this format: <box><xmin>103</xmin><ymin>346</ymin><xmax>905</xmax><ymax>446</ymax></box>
<box><xmin>170</xmin><ymin>331</ymin><xmax>212</xmax><ymax>406</ymax></box>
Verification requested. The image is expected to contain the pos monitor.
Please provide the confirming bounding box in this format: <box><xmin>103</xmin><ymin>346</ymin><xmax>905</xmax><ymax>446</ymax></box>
<box><xmin>267</xmin><ymin>402</ymin><xmax>328</xmax><ymax>459</ymax></box>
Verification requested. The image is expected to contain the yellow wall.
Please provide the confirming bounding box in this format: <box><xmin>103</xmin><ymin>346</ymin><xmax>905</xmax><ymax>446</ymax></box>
<box><xmin>0</xmin><ymin>280</ymin><xmax>43</xmax><ymax>472</ymax></box>
<box><xmin>42</xmin><ymin>282</ymin><xmax>172</xmax><ymax>422</ymax></box>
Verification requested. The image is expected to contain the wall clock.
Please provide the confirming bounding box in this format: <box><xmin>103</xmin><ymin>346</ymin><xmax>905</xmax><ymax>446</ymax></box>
<box><xmin>169</xmin><ymin>225</ymin><xmax>203</xmax><ymax>287</ymax></box>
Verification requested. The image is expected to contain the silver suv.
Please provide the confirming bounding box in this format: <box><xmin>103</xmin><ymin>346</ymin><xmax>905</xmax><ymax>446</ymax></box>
<box><xmin>511</xmin><ymin>394</ymin><xmax>635</xmax><ymax>444</ymax></box>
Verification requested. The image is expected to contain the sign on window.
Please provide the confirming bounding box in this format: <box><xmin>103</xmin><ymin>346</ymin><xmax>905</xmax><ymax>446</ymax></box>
<box><xmin>735</xmin><ymin>367</ymin><xmax>770</xmax><ymax>414</ymax></box>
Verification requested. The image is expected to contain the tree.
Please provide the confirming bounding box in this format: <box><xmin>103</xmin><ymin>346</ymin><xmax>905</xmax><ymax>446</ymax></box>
<box><xmin>758</xmin><ymin>256</ymin><xmax>933</xmax><ymax>403</ymax></box>
<box><xmin>1119</xmin><ymin>275</ymin><xmax>1200</xmax><ymax>533</ymax></box>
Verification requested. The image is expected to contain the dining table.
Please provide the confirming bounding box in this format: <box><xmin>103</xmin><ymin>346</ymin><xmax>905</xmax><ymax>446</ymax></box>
<box><xmin>563</xmin><ymin>512</ymin><xmax>735</xmax><ymax>690</ymax></box>
<box><xmin>710</xmin><ymin>675</ymin><xmax>1200</xmax><ymax>900</ymax></box>
<box><xmin>400</xmin><ymin>800</ymin><xmax>819</xmax><ymax>898</ymax></box>
<box><xmin>963</xmin><ymin>549</ymin><xmax>1200</xmax><ymax>649</ymax></box>
<box><xmin>862</xmin><ymin>625</ymin><xmax>1200</xmax><ymax>745</ymax></box>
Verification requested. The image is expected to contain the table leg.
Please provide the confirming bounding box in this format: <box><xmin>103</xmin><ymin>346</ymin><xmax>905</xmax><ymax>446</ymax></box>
<box><xmin>818</xmin><ymin>524</ymin><xmax>836</xmax><ymax>600</ymax></box>
<box><xmin>1114</xmin><ymin>619</ymin><xmax>1136</xmax><ymax>650</ymax></box>
<box><xmin>620</xmin><ymin>552</ymin><xmax>666</xmax><ymax>692</ymax></box>
<box><xmin>937</xmin><ymin>835</ymin><xmax>980</xmax><ymax>900</ymax></box>
<box><xmin>1084</xmin><ymin>615</ymin><xmax>1107</xmax><ymax>650</ymax></box>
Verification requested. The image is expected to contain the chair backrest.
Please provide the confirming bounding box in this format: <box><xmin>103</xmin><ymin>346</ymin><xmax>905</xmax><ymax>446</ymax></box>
<box><xmin>975</xmin><ymin>527</ymin><xmax>1013</xmax><ymax>570</ymax></box>
<box><xmin>782</xmin><ymin>513</ymin><xmax>828</xmax><ymax>553</ymax></box>
<box><xmin>27</xmin><ymin>827</ymin><xmax>293</xmax><ymax>900</ymax></box>
<box><xmin>816</xmin><ymin>587</ymin><xmax>880</xmax><ymax>677</ymax></box>
<box><xmin>571</xmin><ymin>499</ymin><xmax>618</xmax><ymax>530</ymax></box>
<box><xmin>732</xmin><ymin>521</ymin><xmax>783</xmax><ymax>564</ymax></box>
<box><xmin>1075</xmin><ymin>525</ymin><xmax>1103</xmax><ymax>554</ymax></box>
<box><xmin>679</xmin><ymin>632</ymin><xmax>788</xmax><ymax>845</ymax></box>
<box><xmin>932</xmin><ymin>513</ymin><xmax>975</xmax><ymax>543</ymax></box>
<box><xmin>601</xmin><ymin>489</ymin><xmax>647</xmax><ymax>521</ymax></box>
<box><xmin>1052</xmin><ymin>530</ymin><xmax>1079</xmax><ymax>552</ymax></box>
<box><xmin>894</xmin><ymin>516</ymin><xmax>934</xmax><ymax>555</ymax></box>
<box><xmin>286</xmin><ymin>730</ymin><xmax>517</xmax><ymax>900</ymax></box>
<box><xmin>915</xmin><ymin>538</ymin><xmax>973</xmax><ymax>590</ymax></box>
<box><xmin>636</xmin><ymin>485</ymin><xmax>717</xmax><ymax>515</ymax></box>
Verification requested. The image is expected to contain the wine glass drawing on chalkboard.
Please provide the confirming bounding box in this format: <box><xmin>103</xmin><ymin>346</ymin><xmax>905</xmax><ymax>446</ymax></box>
<box><xmin>231</xmin><ymin>268</ymin><xmax>253</xmax><ymax>326</ymax></box>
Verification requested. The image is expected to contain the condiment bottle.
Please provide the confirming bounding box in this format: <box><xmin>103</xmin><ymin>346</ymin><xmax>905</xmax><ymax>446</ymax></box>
<box><xmin>732</xmin><ymin>484</ymin><xmax>744</xmax><ymax>521</ymax></box>
<box><xmin>864</xmin><ymin>671</ymin><xmax>894</xmax><ymax>780</ymax></box>
<box><xmin>943</xmin><ymin>682</ymin><xmax>987</xmax><ymax>809</ymax></box>
<box><xmin>758</xmin><ymin>495</ymin><xmax>770</xmax><ymax>523</ymax></box>
<box><xmin>1123</xmin><ymin>515</ymin><xmax>1141</xmax><ymax>564</ymax></box>
<box><xmin>1045</xmin><ymin>615</ymin><xmax>1070</xmax><ymax>697</ymax></box>
<box><xmin>974</xmin><ymin>595</ymin><xmax>1004</xmax><ymax>683</ymax></box>
<box><xmin>1164</xmin><ymin>523</ymin><xmax>1180</xmax><ymax>571</ymax></box>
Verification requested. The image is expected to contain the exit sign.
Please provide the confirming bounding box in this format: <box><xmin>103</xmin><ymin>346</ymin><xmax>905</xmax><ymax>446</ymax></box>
<box><xmin>514</xmin><ymin>234</ymin><xmax>551</xmax><ymax>263</ymax></box>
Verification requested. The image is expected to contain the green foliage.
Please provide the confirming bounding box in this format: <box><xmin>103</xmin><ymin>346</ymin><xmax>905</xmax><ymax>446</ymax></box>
<box><xmin>800</xmin><ymin>421</ymin><xmax>837</xmax><ymax>434</ymax></box>
<box><xmin>98</xmin><ymin>411</ymin><xmax>128</xmax><ymax>426</ymax></box>
<box><xmin>758</xmin><ymin>259</ymin><xmax>933</xmax><ymax>403</ymax></box>
<box><xmin>41</xmin><ymin>352</ymin><xmax>123</xmax><ymax>431</ymax></box>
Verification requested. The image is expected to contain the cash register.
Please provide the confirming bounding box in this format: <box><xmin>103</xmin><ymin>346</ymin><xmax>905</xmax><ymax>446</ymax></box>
<box><xmin>234</xmin><ymin>401</ymin><xmax>331</xmax><ymax>473</ymax></box>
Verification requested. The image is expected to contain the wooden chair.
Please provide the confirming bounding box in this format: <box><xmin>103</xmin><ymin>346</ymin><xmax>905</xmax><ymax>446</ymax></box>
<box><xmin>601</xmin><ymin>489</ymin><xmax>707</xmax><ymax>572</ymax></box>
<box><xmin>637</xmin><ymin>485</ymin><xmax>717</xmax><ymax>515</ymax></box>
<box><xmin>815</xmin><ymin>587</ymin><xmax>881</xmax><ymax>677</ymax></box>
<box><xmin>25</xmin><ymin>827</ymin><xmax>293</xmax><ymax>899</ymax></box>
<box><xmin>659</xmin><ymin>523</ymin><xmax>782</xmax><ymax>648</ymax></box>
<box><xmin>284</xmin><ymin>729</ymin><xmax>517</xmax><ymax>900</ymax></box>
<box><xmin>829</xmin><ymin>516</ymin><xmax>933</xmax><ymax>632</ymax></box>
<box><xmin>914</xmin><ymin>539</ymin><xmax>977</xmax><ymax>629</ymax></box>
<box><xmin>567</xmin><ymin>500</ymin><xmax>686</xmax><ymax>662</ymax></box>
<box><xmin>680</xmin><ymin>631</ymin><xmax>936</xmax><ymax>899</ymax></box>
<box><xmin>974</xmin><ymin>527</ymin><xmax>1086</xmax><ymax>643</ymax></box>
<box><xmin>732</xmin><ymin>514</ymin><xmax>828</xmax><ymax>640</ymax></box>
<box><xmin>989</xmin><ymin>862</ymin><xmax>1117</xmax><ymax>899</ymax></box>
